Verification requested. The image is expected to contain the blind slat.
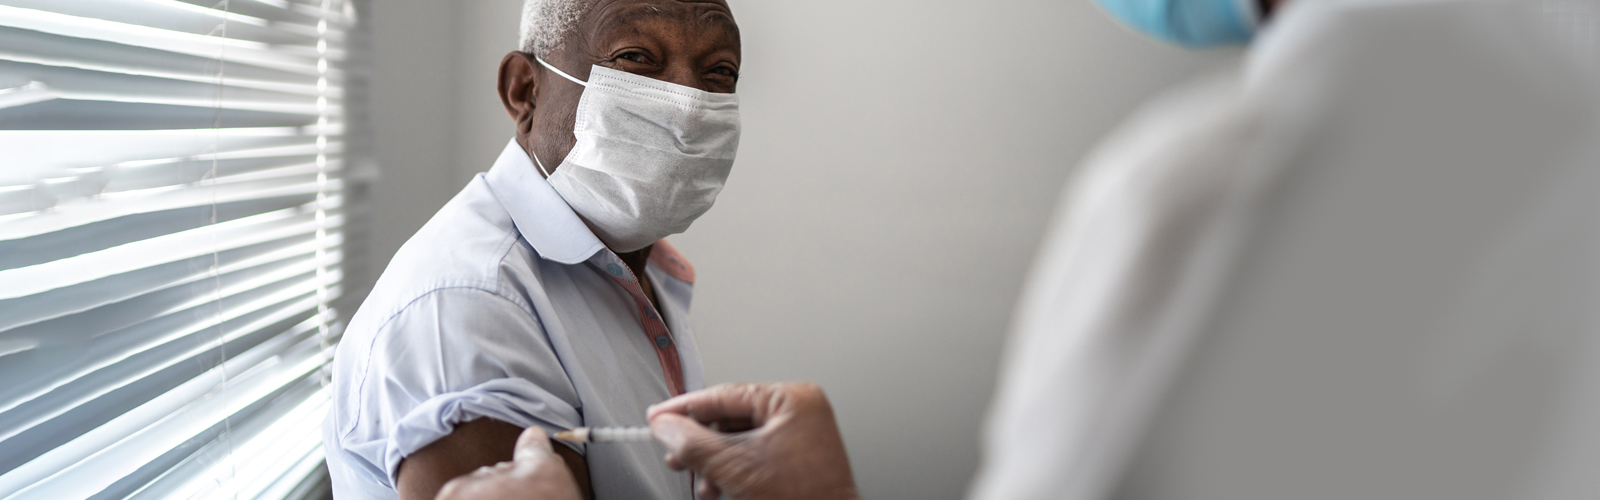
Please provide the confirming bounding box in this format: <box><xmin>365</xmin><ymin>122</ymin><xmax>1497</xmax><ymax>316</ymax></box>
<box><xmin>0</xmin><ymin>199</ymin><xmax>334</xmax><ymax>271</ymax></box>
<box><xmin>0</xmin><ymin>5</ymin><xmax>334</xmax><ymax>76</ymax></box>
<box><xmin>0</xmin><ymin>128</ymin><xmax>336</xmax><ymax>185</ymax></box>
<box><xmin>0</xmin><ymin>54</ymin><xmax>333</xmax><ymax>97</ymax></box>
<box><xmin>0</xmin><ymin>27</ymin><xmax>339</xmax><ymax>90</ymax></box>
<box><xmin>0</xmin><ymin>178</ymin><xmax>340</xmax><ymax>229</ymax></box>
<box><xmin>0</xmin><ymin>66</ymin><xmax>337</xmax><ymax>111</ymax></box>
<box><xmin>0</xmin><ymin>0</ymin><xmax>349</xmax><ymax>44</ymax></box>
<box><xmin>0</xmin><ymin>80</ymin><xmax>47</xmax><ymax>108</ymax></box>
<box><xmin>0</xmin><ymin>177</ymin><xmax>340</xmax><ymax>241</ymax></box>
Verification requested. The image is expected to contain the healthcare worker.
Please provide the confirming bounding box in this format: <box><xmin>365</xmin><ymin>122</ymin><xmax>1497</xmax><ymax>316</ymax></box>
<box><xmin>442</xmin><ymin>0</ymin><xmax>1600</xmax><ymax>499</ymax></box>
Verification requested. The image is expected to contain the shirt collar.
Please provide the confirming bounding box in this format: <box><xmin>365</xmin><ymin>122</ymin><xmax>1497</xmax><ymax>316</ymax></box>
<box><xmin>484</xmin><ymin>139</ymin><xmax>607</xmax><ymax>265</ymax></box>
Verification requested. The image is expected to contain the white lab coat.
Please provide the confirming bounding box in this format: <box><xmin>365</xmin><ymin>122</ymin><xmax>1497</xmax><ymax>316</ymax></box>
<box><xmin>970</xmin><ymin>1</ymin><xmax>1600</xmax><ymax>499</ymax></box>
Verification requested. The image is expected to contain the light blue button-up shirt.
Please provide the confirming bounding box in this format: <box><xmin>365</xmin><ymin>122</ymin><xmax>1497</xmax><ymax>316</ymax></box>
<box><xmin>324</xmin><ymin>140</ymin><xmax>704</xmax><ymax>500</ymax></box>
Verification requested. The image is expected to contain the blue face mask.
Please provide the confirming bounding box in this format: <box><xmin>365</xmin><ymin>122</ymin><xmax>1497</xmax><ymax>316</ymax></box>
<box><xmin>1092</xmin><ymin>0</ymin><xmax>1259</xmax><ymax>48</ymax></box>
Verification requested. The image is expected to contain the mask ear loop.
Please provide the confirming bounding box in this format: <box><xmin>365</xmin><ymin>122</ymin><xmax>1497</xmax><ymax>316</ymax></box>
<box><xmin>531</xmin><ymin>146</ymin><xmax>554</xmax><ymax>178</ymax></box>
<box><xmin>534</xmin><ymin>55</ymin><xmax>588</xmax><ymax>87</ymax></box>
<box><xmin>528</xmin><ymin>53</ymin><xmax>592</xmax><ymax>175</ymax></box>
<box><xmin>529</xmin><ymin>55</ymin><xmax>587</xmax><ymax>178</ymax></box>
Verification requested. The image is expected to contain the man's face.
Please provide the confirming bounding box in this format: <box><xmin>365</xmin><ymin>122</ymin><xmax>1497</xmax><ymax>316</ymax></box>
<box><xmin>500</xmin><ymin>0</ymin><xmax>742</xmax><ymax>174</ymax></box>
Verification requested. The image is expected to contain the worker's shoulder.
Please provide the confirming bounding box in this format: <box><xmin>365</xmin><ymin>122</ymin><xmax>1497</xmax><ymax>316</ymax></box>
<box><xmin>1072</xmin><ymin>71</ymin><xmax>1264</xmax><ymax>220</ymax></box>
<box><xmin>1248</xmin><ymin>0</ymin><xmax>1598</xmax><ymax>130</ymax></box>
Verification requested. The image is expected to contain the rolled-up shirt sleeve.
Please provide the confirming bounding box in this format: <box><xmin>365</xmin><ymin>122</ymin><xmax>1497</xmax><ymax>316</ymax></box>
<box><xmin>335</xmin><ymin>286</ymin><xmax>583</xmax><ymax>487</ymax></box>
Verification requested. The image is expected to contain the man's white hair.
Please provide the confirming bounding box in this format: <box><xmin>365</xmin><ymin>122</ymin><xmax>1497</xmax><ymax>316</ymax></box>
<box><xmin>520</xmin><ymin>0</ymin><xmax>588</xmax><ymax>57</ymax></box>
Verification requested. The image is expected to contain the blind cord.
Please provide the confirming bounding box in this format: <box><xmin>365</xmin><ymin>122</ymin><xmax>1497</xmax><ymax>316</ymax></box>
<box><xmin>206</xmin><ymin>0</ymin><xmax>239</xmax><ymax>495</ymax></box>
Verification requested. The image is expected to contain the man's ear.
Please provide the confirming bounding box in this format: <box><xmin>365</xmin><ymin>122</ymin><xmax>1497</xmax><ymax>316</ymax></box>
<box><xmin>498</xmin><ymin>52</ymin><xmax>540</xmax><ymax>137</ymax></box>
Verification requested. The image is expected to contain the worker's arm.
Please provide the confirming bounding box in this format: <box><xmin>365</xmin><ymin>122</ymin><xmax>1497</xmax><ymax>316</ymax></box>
<box><xmin>397</xmin><ymin>418</ymin><xmax>591</xmax><ymax>500</ymax></box>
<box><xmin>648</xmin><ymin>383</ymin><xmax>861</xmax><ymax>500</ymax></box>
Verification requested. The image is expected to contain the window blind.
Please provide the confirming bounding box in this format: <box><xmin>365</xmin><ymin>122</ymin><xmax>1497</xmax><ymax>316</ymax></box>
<box><xmin>0</xmin><ymin>1</ymin><xmax>353</xmax><ymax>499</ymax></box>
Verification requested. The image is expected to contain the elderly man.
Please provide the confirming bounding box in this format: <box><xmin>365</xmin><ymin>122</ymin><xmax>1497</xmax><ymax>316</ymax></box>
<box><xmin>322</xmin><ymin>1</ymin><xmax>742</xmax><ymax>499</ymax></box>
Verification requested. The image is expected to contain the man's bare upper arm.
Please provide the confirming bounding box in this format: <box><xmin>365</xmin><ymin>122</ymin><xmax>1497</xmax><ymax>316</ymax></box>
<box><xmin>396</xmin><ymin>418</ymin><xmax>591</xmax><ymax>500</ymax></box>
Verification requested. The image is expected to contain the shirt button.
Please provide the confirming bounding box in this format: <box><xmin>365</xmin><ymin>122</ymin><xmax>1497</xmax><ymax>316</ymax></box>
<box><xmin>606</xmin><ymin>263</ymin><xmax>625</xmax><ymax>277</ymax></box>
<box><xmin>646</xmin><ymin>310</ymin><xmax>659</xmax><ymax>319</ymax></box>
<box><xmin>654</xmin><ymin>335</ymin><xmax>672</xmax><ymax>348</ymax></box>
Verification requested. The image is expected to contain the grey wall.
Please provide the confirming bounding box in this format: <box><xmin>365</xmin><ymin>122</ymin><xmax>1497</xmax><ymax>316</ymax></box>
<box><xmin>363</xmin><ymin>1</ymin><xmax>1236</xmax><ymax>498</ymax></box>
<box><xmin>366</xmin><ymin>0</ymin><xmax>460</xmax><ymax>279</ymax></box>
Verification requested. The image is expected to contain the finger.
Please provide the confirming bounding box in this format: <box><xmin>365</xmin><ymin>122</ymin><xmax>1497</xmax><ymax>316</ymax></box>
<box><xmin>436</xmin><ymin>478</ymin><xmax>470</xmax><ymax>500</ymax></box>
<box><xmin>695</xmin><ymin>479</ymin><xmax>714</xmax><ymax>500</ymax></box>
<box><xmin>438</xmin><ymin>473</ymin><xmax>489</xmax><ymax>500</ymax></box>
<box><xmin>695</xmin><ymin>475</ymin><xmax>722</xmax><ymax>500</ymax></box>
<box><xmin>648</xmin><ymin>383</ymin><xmax>770</xmax><ymax>424</ymax></box>
<box><xmin>650</xmin><ymin>413</ymin><xmax>728</xmax><ymax>471</ymax></box>
<box><xmin>514</xmin><ymin>426</ymin><xmax>555</xmax><ymax>462</ymax></box>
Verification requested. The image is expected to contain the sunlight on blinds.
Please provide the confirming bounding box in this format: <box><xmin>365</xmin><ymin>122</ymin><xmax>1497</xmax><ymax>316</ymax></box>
<box><xmin>0</xmin><ymin>0</ymin><xmax>355</xmax><ymax>499</ymax></box>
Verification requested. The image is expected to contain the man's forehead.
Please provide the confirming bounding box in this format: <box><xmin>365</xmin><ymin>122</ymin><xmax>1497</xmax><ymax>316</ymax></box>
<box><xmin>586</xmin><ymin>0</ymin><xmax>736</xmax><ymax>33</ymax></box>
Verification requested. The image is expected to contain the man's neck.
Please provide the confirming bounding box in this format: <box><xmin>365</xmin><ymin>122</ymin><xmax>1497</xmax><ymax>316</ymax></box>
<box><xmin>617</xmin><ymin>245</ymin><xmax>658</xmax><ymax>307</ymax></box>
<box><xmin>617</xmin><ymin>245</ymin><xmax>653</xmax><ymax>278</ymax></box>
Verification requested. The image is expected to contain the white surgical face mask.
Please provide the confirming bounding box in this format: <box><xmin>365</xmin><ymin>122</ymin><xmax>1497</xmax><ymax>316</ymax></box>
<box><xmin>532</xmin><ymin>56</ymin><xmax>741</xmax><ymax>253</ymax></box>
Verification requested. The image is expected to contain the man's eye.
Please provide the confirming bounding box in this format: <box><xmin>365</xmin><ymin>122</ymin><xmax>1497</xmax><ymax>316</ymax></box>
<box><xmin>711</xmin><ymin>67</ymin><xmax>739</xmax><ymax>78</ymax></box>
<box><xmin>618</xmin><ymin>52</ymin><xmax>649</xmax><ymax>63</ymax></box>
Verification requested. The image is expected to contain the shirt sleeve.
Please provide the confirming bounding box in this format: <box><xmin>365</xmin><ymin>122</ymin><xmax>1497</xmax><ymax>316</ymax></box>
<box><xmin>340</xmin><ymin>287</ymin><xmax>584</xmax><ymax>487</ymax></box>
<box><xmin>968</xmin><ymin>74</ymin><xmax>1267</xmax><ymax>500</ymax></box>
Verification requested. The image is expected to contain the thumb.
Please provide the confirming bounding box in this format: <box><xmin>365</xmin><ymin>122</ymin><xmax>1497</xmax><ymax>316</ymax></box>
<box><xmin>650</xmin><ymin>413</ymin><xmax>728</xmax><ymax>471</ymax></box>
<box><xmin>514</xmin><ymin>426</ymin><xmax>556</xmax><ymax>463</ymax></box>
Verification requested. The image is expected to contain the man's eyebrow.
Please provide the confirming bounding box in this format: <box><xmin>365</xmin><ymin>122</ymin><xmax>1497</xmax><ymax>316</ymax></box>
<box><xmin>594</xmin><ymin>3</ymin><xmax>737</xmax><ymax>39</ymax></box>
<box><xmin>696</xmin><ymin>9</ymin><xmax>737</xmax><ymax>31</ymax></box>
<box><xmin>595</xmin><ymin>6</ymin><xmax>665</xmax><ymax>37</ymax></box>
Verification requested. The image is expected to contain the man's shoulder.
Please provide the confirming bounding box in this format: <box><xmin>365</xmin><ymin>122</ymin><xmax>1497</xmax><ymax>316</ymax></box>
<box><xmin>396</xmin><ymin>177</ymin><xmax>521</xmax><ymax>278</ymax></box>
<box><xmin>349</xmin><ymin>178</ymin><xmax>546</xmax><ymax>336</ymax></box>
